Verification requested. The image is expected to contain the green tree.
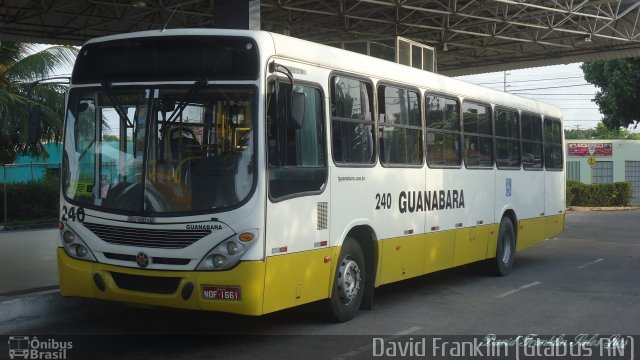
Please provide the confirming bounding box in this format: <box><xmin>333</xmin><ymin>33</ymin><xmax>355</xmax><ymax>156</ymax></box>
<box><xmin>0</xmin><ymin>41</ymin><xmax>77</xmax><ymax>164</ymax></box>
<box><xmin>102</xmin><ymin>134</ymin><xmax>119</xmax><ymax>142</ymax></box>
<box><xmin>581</xmin><ymin>58</ymin><xmax>640</xmax><ymax>130</ymax></box>
<box><xmin>564</xmin><ymin>122</ymin><xmax>640</xmax><ymax>140</ymax></box>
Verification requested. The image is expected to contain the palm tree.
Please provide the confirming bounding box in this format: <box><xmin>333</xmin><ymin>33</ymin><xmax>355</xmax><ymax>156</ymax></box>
<box><xmin>0</xmin><ymin>41</ymin><xmax>77</xmax><ymax>164</ymax></box>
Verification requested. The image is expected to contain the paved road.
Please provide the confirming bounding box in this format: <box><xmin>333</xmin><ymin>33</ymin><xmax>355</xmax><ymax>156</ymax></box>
<box><xmin>4</xmin><ymin>210</ymin><xmax>640</xmax><ymax>359</ymax></box>
<box><xmin>0</xmin><ymin>228</ymin><xmax>58</xmax><ymax>297</ymax></box>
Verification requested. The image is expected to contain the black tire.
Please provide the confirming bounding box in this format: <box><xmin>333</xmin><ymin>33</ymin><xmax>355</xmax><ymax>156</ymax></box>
<box><xmin>328</xmin><ymin>238</ymin><xmax>365</xmax><ymax>322</ymax></box>
<box><xmin>489</xmin><ymin>217</ymin><xmax>516</xmax><ymax>276</ymax></box>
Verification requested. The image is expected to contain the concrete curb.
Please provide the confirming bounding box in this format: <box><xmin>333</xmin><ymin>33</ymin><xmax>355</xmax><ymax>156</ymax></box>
<box><xmin>0</xmin><ymin>291</ymin><xmax>86</xmax><ymax>334</ymax></box>
<box><xmin>568</xmin><ymin>206</ymin><xmax>640</xmax><ymax>212</ymax></box>
<box><xmin>0</xmin><ymin>223</ymin><xmax>57</xmax><ymax>232</ymax></box>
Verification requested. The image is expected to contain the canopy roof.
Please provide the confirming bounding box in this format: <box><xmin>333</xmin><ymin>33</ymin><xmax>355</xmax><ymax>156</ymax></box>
<box><xmin>2</xmin><ymin>0</ymin><xmax>640</xmax><ymax>75</ymax></box>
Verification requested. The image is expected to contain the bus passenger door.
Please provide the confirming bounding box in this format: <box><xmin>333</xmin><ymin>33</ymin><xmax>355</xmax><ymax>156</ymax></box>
<box><xmin>262</xmin><ymin>80</ymin><xmax>332</xmax><ymax>313</ymax></box>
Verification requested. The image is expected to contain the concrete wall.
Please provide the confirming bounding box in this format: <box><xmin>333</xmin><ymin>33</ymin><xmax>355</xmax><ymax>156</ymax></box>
<box><xmin>1</xmin><ymin>143</ymin><xmax>62</xmax><ymax>184</ymax></box>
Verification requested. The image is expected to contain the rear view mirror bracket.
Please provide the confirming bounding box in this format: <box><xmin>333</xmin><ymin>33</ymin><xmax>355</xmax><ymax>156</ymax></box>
<box><xmin>269</xmin><ymin>62</ymin><xmax>306</xmax><ymax>129</ymax></box>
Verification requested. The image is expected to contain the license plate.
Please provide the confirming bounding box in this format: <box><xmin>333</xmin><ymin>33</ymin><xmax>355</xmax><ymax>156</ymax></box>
<box><xmin>202</xmin><ymin>286</ymin><xmax>241</xmax><ymax>301</ymax></box>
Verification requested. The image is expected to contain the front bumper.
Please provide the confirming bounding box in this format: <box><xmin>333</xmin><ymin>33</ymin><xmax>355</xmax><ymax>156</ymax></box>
<box><xmin>57</xmin><ymin>248</ymin><xmax>266</xmax><ymax>315</ymax></box>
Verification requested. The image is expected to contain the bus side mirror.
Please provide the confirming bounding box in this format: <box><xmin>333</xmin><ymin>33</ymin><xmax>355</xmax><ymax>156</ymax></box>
<box><xmin>27</xmin><ymin>105</ymin><xmax>42</xmax><ymax>146</ymax></box>
<box><xmin>290</xmin><ymin>91</ymin><xmax>306</xmax><ymax>129</ymax></box>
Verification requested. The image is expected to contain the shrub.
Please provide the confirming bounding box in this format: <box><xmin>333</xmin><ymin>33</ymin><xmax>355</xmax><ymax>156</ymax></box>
<box><xmin>0</xmin><ymin>174</ymin><xmax>59</xmax><ymax>225</ymax></box>
<box><xmin>567</xmin><ymin>181</ymin><xmax>632</xmax><ymax>207</ymax></box>
<box><xmin>566</xmin><ymin>180</ymin><xmax>578</xmax><ymax>206</ymax></box>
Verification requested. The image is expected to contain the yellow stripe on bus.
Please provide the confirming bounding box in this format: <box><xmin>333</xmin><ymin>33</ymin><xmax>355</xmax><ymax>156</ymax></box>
<box><xmin>376</xmin><ymin>224</ymin><xmax>495</xmax><ymax>286</ymax></box>
<box><xmin>58</xmin><ymin>248</ymin><xmax>266</xmax><ymax>315</ymax></box>
<box><xmin>545</xmin><ymin>213</ymin><xmax>566</xmax><ymax>239</ymax></box>
<box><xmin>58</xmin><ymin>214</ymin><xmax>564</xmax><ymax>314</ymax></box>
<box><xmin>262</xmin><ymin>247</ymin><xmax>333</xmax><ymax>314</ymax></box>
<box><xmin>375</xmin><ymin>215</ymin><xmax>564</xmax><ymax>286</ymax></box>
<box><xmin>517</xmin><ymin>217</ymin><xmax>547</xmax><ymax>251</ymax></box>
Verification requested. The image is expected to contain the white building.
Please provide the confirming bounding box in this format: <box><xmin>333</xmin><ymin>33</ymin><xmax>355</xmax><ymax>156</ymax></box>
<box><xmin>566</xmin><ymin>139</ymin><xmax>640</xmax><ymax>204</ymax></box>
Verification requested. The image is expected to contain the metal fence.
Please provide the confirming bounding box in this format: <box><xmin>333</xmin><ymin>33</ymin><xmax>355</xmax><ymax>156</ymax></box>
<box><xmin>1</xmin><ymin>163</ymin><xmax>60</xmax><ymax>230</ymax></box>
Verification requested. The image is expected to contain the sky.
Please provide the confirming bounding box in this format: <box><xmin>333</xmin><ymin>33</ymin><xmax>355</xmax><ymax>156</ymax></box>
<box><xmin>455</xmin><ymin>62</ymin><xmax>607</xmax><ymax>131</ymax></box>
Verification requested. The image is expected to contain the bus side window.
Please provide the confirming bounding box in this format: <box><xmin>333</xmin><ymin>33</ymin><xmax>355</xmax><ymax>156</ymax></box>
<box><xmin>378</xmin><ymin>85</ymin><xmax>422</xmax><ymax>166</ymax></box>
<box><xmin>462</xmin><ymin>101</ymin><xmax>493</xmax><ymax>168</ymax></box>
<box><xmin>331</xmin><ymin>76</ymin><xmax>375</xmax><ymax>165</ymax></box>
<box><xmin>544</xmin><ymin>117</ymin><xmax>563</xmax><ymax>170</ymax></box>
<box><xmin>426</xmin><ymin>94</ymin><xmax>462</xmax><ymax>167</ymax></box>
<box><xmin>267</xmin><ymin>80</ymin><xmax>327</xmax><ymax>200</ymax></box>
<box><xmin>522</xmin><ymin>112</ymin><xmax>544</xmax><ymax>169</ymax></box>
<box><xmin>495</xmin><ymin>107</ymin><xmax>521</xmax><ymax>169</ymax></box>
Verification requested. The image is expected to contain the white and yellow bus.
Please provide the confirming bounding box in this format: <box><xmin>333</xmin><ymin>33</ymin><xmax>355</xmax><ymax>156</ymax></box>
<box><xmin>57</xmin><ymin>29</ymin><xmax>565</xmax><ymax>322</ymax></box>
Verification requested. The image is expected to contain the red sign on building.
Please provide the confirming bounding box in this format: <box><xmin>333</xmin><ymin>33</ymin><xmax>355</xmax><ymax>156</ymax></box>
<box><xmin>567</xmin><ymin>143</ymin><xmax>613</xmax><ymax>157</ymax></box>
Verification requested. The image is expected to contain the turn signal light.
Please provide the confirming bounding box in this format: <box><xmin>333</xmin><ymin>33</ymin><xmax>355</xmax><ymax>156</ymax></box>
<box><xmin>238</xmin><ymin>232</ymin><xmax>254</xmax><ymax>242</ymax></box>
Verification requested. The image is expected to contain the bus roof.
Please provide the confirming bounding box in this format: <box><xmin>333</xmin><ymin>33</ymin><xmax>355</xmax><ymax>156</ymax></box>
<box><xmin>267</xmin><ymin>31</ymin><xmax>562</xmax><ymax>119</ymax></box>
<box><xmin>82</xmin><ymin>28</ymin><xmax>562</xmax><ymax>119</ymax></box>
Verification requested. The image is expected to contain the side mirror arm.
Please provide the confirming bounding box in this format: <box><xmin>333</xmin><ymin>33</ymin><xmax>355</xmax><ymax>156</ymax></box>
<box><xmin>268</xmin><ymin>62</ymin><xmax>305</xmax><ymax>129</ymax></box>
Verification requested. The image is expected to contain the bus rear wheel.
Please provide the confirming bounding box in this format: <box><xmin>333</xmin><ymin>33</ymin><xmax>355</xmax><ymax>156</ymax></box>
<box><xmin>490</xmin><ymin>217</ymin><xmax>516</xmax><ymax>276</ymax></box>
<box><xmin>328</xmin><ymin>238</ymin><xmax>365</xmax><ymax>322</ymax></box>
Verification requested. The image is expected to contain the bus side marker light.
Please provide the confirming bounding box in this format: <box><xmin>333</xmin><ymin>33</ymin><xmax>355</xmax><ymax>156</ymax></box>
<box><xmin>431</xmin><ymin>226</ymin><xmax>439</xmax><ymax>231</ymax></box>
<box><xmin>272</xmin><ymin>246</ymin><xmax>288</xmax><ymax>254</ymax></box>
<box><xmin>395</xmin><ymin>245</ymin><xmax>401</xmax><ymax>251</ymax></box>
<box><xmin>323</xmin><ymin>256</ymin><xmax>331</xmax><ymax>263</ymax></box>
<box><xmin>314</xmin><ymin>241</ymin><xmax>328</xmax><ymax>248</ymax></box>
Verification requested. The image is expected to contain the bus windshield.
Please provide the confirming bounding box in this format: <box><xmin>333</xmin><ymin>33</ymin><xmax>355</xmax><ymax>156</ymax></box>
<box><xmin>62</xmin><ymin>85</ymin><xmax>256</xmax><ymax>214</ymax></box>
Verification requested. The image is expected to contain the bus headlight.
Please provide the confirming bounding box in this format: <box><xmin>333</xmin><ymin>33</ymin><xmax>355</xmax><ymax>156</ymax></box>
<box><xmin>213</xmin><ymin>254</ymin><xmax>227</xmax><ymax>267</ymax></box>
<box><xmin>75</xmin><ymin>244</ymin><xmax>88</xmax><ymax>258</ymax></box>
<box><xmin>62</xmin><ymin>231</ymin><xmax>75</xmax><ymax>244</ymax></box>
<box><xmin>226</xmin><ymin>242</ymin><xmax>240</xmax><ymax>255</ymax></box>
<box><xmin>197</xmin><ymin>230</ymin><xmax>258</xmax><ymax>271</ymax></box>
<box><xmin>60</xmin><ymin>227</ymin><xmax>96</xmax><ymax>262</ymax></box>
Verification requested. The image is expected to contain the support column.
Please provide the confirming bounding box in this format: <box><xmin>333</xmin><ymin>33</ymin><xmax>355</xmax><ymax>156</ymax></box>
<box><xmin>215</xmin><ymin>0</ymin><xmax>260</xmax><ymax>30</ymax></box>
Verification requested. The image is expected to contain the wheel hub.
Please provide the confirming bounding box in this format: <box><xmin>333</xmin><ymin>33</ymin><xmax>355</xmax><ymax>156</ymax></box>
<box><xmin>337</xmin><ymin>257</ymin><xmax>361</xmax><ymax>305</ymax></box>
<box><xmin>501</xmin><ymin>232</ymin><xmax>512</xmax><ymax>264</ymax></box>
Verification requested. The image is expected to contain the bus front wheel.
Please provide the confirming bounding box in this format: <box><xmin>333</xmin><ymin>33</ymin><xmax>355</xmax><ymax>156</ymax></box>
<box><xmin>490</xmin><ymin>217</ymin><xmax>516</xmax><ymax>276</ymax></box>
<box><xmin>328</xmin><ymin>238</ymin><xmax>365</xmax><ymax>322</ymax></box>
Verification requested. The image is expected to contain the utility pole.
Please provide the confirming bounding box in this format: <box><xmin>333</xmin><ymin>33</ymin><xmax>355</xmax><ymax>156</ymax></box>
<box><xmin>503</xmin><ymin>71</ymin><xmax>510</xmax><ymax>92</ymax></box>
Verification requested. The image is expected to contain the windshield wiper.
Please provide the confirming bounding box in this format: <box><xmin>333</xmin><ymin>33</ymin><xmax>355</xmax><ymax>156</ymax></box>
<box><xmin>101</xmin><ymin>81</ymin><xmax>133</xmax><ymax>128</ymax></box>
<box><xmin>158</xmin><ymin>78</ymin><xmax>208</xmax><ymax>163</ymax></box>
<box><xmin>165</xmin><ymin>78</ymin><xmax>207</xmax><ymax>125</ymax></box>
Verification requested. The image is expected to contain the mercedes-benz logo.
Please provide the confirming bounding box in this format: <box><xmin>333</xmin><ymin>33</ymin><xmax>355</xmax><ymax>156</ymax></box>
<box><xmin>136</xmin><ymin>252</ymin><xmax>149</xmax><ymax>268</ymax></box>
